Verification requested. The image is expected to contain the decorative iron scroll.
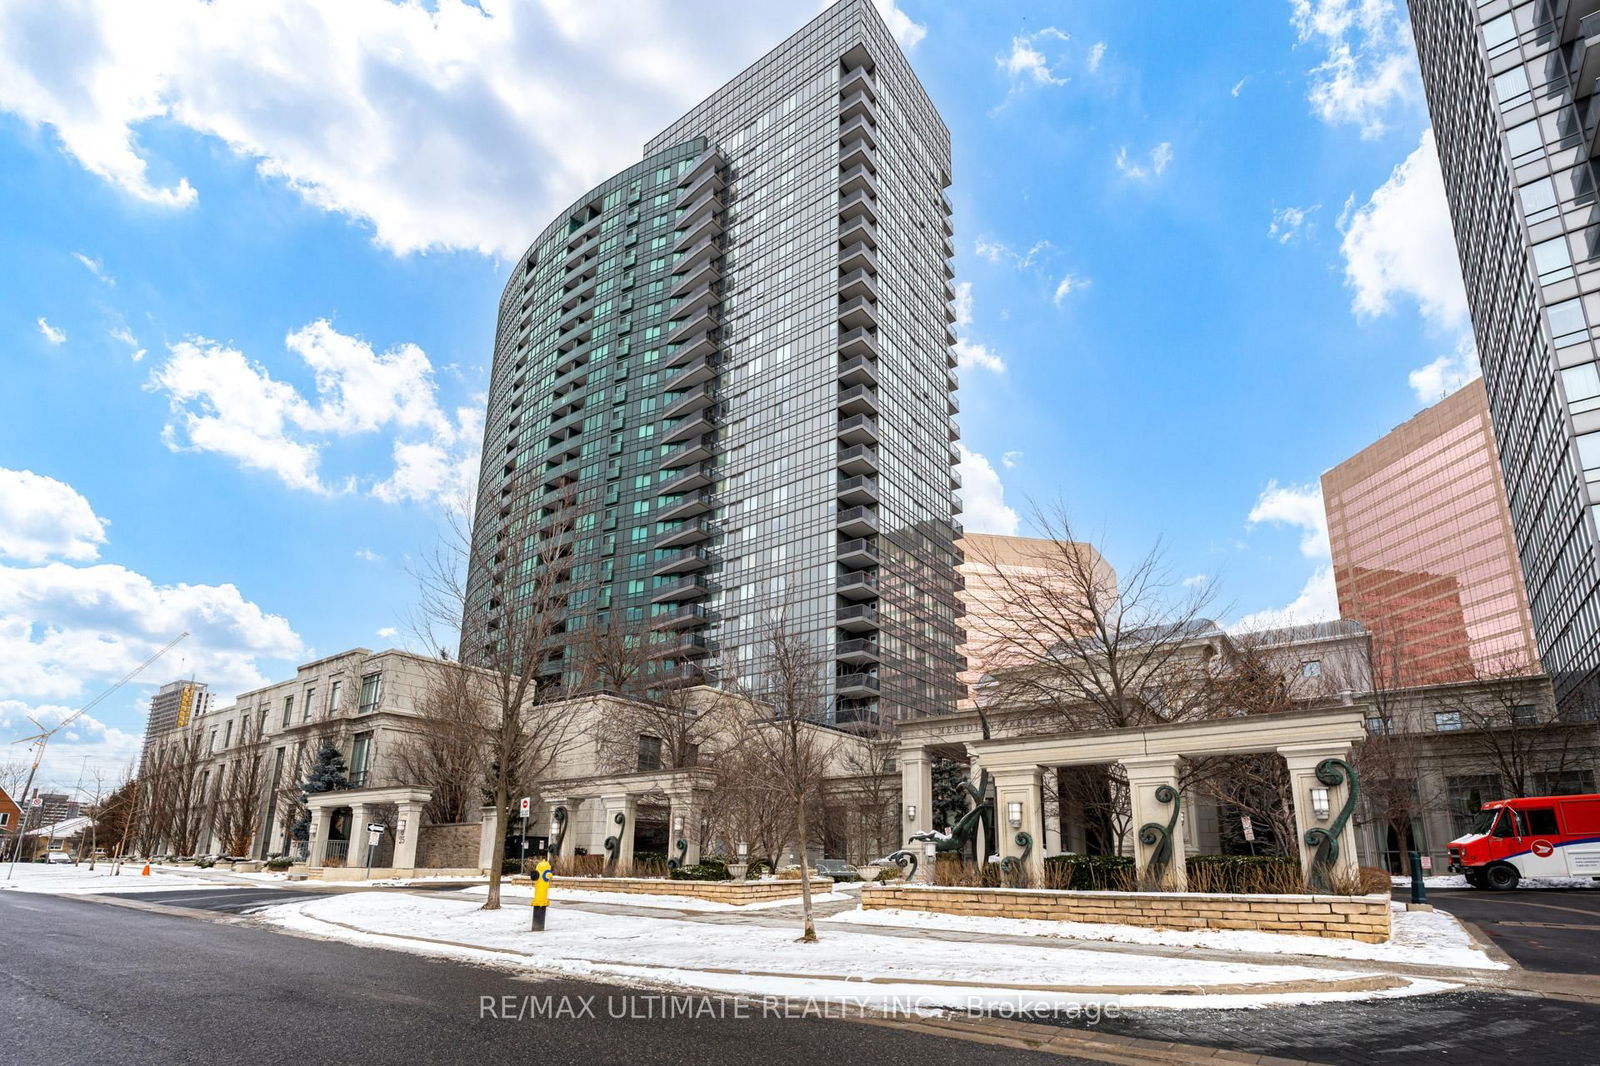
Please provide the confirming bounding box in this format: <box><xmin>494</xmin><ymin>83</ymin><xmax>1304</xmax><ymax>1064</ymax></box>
<box><xmin>549</xmin><ymin>805</ymin><xmax>568</xmax><ymax>858</ymax></box>
<box><xmin>879</xmin><ymin>849</ymin><xmax>918</xmax><ymax>880</ymax></box>
<box><xmin>1136</xmin><ymin>784</ymin><xmax>1181</xmax><ymax>888</ymax></box>
<box><xmin>668</xmin><ymin>837</ymin><xmax>688</xmax><ymax>871</ymax></box>
<box><xmin>1304</xmin><ymin>758</ymin><xmax>1359</xmax><ymax>893</ymax></box>
<box><xmin>603</xmin><ymin>811</ymin><xmax>626</xmax><ymax>871</ymax></box>
<box><xmin>998</xmin><ymin>831</ymin><xmax>1034</xmax><ymax>886</ymax></box>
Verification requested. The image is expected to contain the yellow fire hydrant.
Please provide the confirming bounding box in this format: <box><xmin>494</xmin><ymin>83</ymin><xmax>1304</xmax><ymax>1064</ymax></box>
<box><xmin>530</xmin><ymin>858</ymin><xmax>552</xmax><ymax>932</ymax></box>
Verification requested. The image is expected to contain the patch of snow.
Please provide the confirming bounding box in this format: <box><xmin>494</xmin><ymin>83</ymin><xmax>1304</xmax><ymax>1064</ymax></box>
<box><xmin>457</xmin><ymin>882</ymin><xmax>855</xmax><ymax>913</ymax></box>
<box><xmin>0</xmin><ymin>863</ymin><xmax>241</xmax><ymax>895</ymax></box>
<box><xmin>1391</xmin><ymin>874</ymin><xmax>1600</xmax><ymax>890</ymax></box>
<box><xmin>826</xmin><ymin>901</ymin><xmax>1503</xmax><ymax>971</ymax></box>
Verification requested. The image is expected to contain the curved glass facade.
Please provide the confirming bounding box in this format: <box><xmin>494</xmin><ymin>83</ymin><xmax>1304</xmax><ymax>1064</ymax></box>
<box><xmin>463</xmin><ymin>0</ymin><xmax>964</xmax><ymax>724</ymax></box>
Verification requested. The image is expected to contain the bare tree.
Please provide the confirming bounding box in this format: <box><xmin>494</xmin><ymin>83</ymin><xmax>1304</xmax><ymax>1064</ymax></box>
<box><xmin>829</xmin><ymin>727</ymin><xmax>899</xmax><ymax>864</ymax></box>
<box><xmin>395</xmin><ymin>662</ymin><xmax>489</xmax><ymax>824</ymax></box>
<box><xmin>0</xmin><ymin>760</ymin><xmax>30</xmax><ymax>800</ymax></box>
<box><xmin>732</xmin><ymin>614</ymin><xmax>839</xmax><ymax>942</ymax></box>
<box><xmin>1435</xmin><ymin>664</ymin><xmax>1597</xmax><ymax>798</ymax></box>
<box><xmin>213</xmin><ymin>740</ymin><xmax>270</xmax><ymax>857</ymax></box>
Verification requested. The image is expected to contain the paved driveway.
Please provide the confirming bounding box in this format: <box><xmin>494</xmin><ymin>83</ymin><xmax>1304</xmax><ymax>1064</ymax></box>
<box><xmin>1397</xmin><ymin>885</ymin><xmax>1600</xmax><ymax>974</ymax></box>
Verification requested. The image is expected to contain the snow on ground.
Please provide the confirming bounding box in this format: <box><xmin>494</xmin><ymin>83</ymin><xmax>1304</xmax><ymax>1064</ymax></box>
<box><xmin>0</xmin><ymin>862</ymin><xmax>242</xmax><ymax>895</ymax></box>
<box><xmin>1392</xmin><ymin>874</ymin><xmax>1600</xmax><ymax>890</ymax></box>
<box><xmin>254</xmin><ymin>891</ymin><xmax>1455</xmax><ymax>1011</ymax></box>
<box><xmin>826</xmin><ymin>901</ymin><xmax>1503</xmax><ymax>971</ymax></box>
<box><xmin>456</xmin><ymin>882</ymin><xmax>856</xmax><ymax>913</ymax></box>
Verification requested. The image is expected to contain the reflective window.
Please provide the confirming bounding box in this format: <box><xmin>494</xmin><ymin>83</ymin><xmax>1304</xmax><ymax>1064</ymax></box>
<box><xmin>1494</xmin><ymin>66</ymin><xmax>1530</xmax><ymax>108</ymax></box>
<box><xmin>1505</xmin><ymin>119</ymin><xmax>1544</xmax><ymax>165</ymax></box>
<box><xmin>1521</xmin><ymin>176</ymin><xmax>1558</xmax><ymax>222</ymax></box>
<box><xmin>1562</xmin><ymin>364</ymin><xmax>1600</xmax><ymax>414</ymax></box>
<box><xmin>1550</xmin><ymin>298</ymin><xmax>1588</xmax><ymax>346</ymax></box>
<box><xmin>1483</xmin><ymin>12</ymin><xmax>1517</xmax><ymax>56</ymax></box>
<box><xmin>1532</xmin><ymin>236</ymin><xmax>1573</xmax><ymax>283</ymax></box>
<box><xmin>1577</xmin><ymin>431</ymin><xmax>1600</xmax><ymax>480</ymax></box>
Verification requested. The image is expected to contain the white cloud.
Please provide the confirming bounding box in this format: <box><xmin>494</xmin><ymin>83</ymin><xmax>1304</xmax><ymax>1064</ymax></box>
<box><xmin>1182</xmin><ymin>573</ymin><xmax>1210</xmax><ymax>588</ymax></box>
<box><xmin>1086</xmin><ymin>42</ymin><xmax>1106</xmax><ymax>73</ymax></box>
<box><xmin>0</xmin><ymin>468</ymin><xmax>109</xmax><ymax>564</ymax></box>
<box><xmin>867</xmin><ymin>0</ymin><xmax>925</xmax><ymax>50</ymax></box>
<box><xmin>0</xmin><ymin>1</ymin><xmax>829</xmax><ymax>257</ymax></box>
<box><xmin>954</xmin><ymin>339</ymin><xmax>1006</xmax><ymax>375</ymax></box>
<box><xmin>1340</xmin><ymin>129</ymin><xmax>1466</xmax><ymax>331</ymax></box>
<box><xmin>1000</xmin><ymin>27</ymin><xmax>1072</xmax><ymax>90</ymax></box>
<box><xmin>1052</xmin><ymin>273</ymin><xmax>1090</xmax><ymax>306</ymax></box>
<box><xmin>952</xmin><ymin>280</ymin><xmax>973</xmax><ymax>329</ymax></box>
<box><xmin>975</xmin><ymin>236</ymin><xmax>1052</xmax><ymax>270</ymax></box>
<box><xmin>36</xmin><ymin>317</ymin><xmax>65</xmax><ymax>345</ymax></box>
<box><xmin>1288</xmin><ymin>0</ymin><xmax>1417</xmax><ymax>138</ymax></box>
<box><xmin>955</xmin><ymin>445</ymin><xmax>1019</xmax><ymax>536</ymax></box>
<box><xmin>1409</xmin><ymin>335</ymin><xmax>1481</xmax><ymax>405</ymax></box>
<box><xmin>0</xmin><ymin>701</ymin><xmax>143</xmax><ymax>792</ymax></box>
<box><xmin>375</xmin><ymin>626</ymin><xmax>398</xmax><ymax>640</ymax></box>
<box><xmin>1235</xmin><ymin>565</ymin><xmax>1340</xmax><ymax>631</ymax></box>
<box><xmin>73</xmin><ymin>252</ymin><xmax>114</xmax><ymax>285</ymax></box>
<box><xmin>1231</xmin><ymin>77</ymin><xmax>1248</xmax><ymax>97</ymax></box>
<box><xmin>1001</xmin><ymin>450</ymin><xmax>1023</xmax><ymax>469</ymax></box>
<box><xmin>109</xmin><ymin>324</ymin><xmax>145</xmax><ymax>362</ymax></box>
<box><xmin>1268</xmin><ymin>204</ymin><xmax>1320</xmax><ymax>244</ymax></box>
<box><xmin>1248</xmin><ymin>480</ymin><xmax>1330</xmax><ymax>559</ymax></box>
<box><xmin>147</xmin><ymin>320</ymin><xmax>482</xmax><ymax>504</ymax></box>
<box><xmin>1115</xmin><ymin>142</ymin><xmax>1173</xmax><ymax>181</ymax></box>
<box><xmin>354</xmin><ymin>548</ymin><xmax>381</xmax><ymax>563</ymax></box>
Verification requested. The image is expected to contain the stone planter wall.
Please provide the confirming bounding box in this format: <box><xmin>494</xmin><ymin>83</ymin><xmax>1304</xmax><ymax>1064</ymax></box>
<box><xmin>416</xmin><ymin>823</ymin><xmax>481</xmax><ymax>870</ymax></box>
<box><xmin>545</xmin><ymin>876</ymin><xmax>833</xmax><ymax>906</ymax></box>
<box><xmin>861</xmin><ymin>885</ymin><xmax>1391</xmax><ymax>942</ymax></box>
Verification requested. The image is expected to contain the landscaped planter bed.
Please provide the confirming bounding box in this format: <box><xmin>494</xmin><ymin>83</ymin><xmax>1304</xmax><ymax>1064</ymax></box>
<box><xmin>861</xmin><ymin>884</ymin><xmax>1390</xmax><ymax>942</ymax></box>
<box><xmin>534</xmin><ymin>875</ymin><xmax>833</xmax><ymax>905</ymax></box>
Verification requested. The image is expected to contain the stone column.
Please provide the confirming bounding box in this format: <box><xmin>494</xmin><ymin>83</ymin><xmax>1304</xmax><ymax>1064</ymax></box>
<box><xmin>1280</xmin><ymin>743</ymin><xmax>1359</xmax><ymax>892</ymax></box>
<box><xmin>900</xmin><ymin>747</ymin><xmax>932</xmax><ymax>846</ymax></box>
<box><xmin>665</xmin><ymin>790</ymin><xmax>701</xmax><ymax>867</ymax></box>
<box><xmin>992</xmin><ymin>767</ymin><xmax>1045</xmax><ymax>884</ymax></box>
<box><xmin>1123</xmin><ymin>754</ymin><xmax>1186</xmax><ymax>891</ymax></box>
<box><xmin>308</xmin><ymin>805</ymin><xmax>333</xmax><ymax>868</ymax></box>
<box><xmin>477</xmin><ymin>804</ymin><xmax>500</xmax><ymax>874</ymax></box>
<box><xmin>392</xmin><ymin>800</ymin><xmax>423</xmax><ymax>872</ymax></box>
<box><xmin>348</xmin><ymin>803</ymin><xmax>371</xmax><ymax>870</ymax></box>
<box><xmin>601</xmin><ymin>794</ymin><xmax>638</xmax><ymax>874</ymax></box>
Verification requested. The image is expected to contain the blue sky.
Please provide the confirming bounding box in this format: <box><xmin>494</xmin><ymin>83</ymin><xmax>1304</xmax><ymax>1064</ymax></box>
<box><xmin>0</xmin><ymin>0</ymin><xmax>1467</xmax><ymax>793</ymax></box>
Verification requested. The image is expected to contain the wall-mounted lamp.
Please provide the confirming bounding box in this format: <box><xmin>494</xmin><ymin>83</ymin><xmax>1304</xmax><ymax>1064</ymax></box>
<box><xmin>923</xmin><ymin>841</ymin><xmax>937</xmax><ymax>861</ymax></box>
<box><xmin>672</xmin><ymin>813</ymin><xmax>684</xmax><ymax>833</ymax></box>
<box><xmin>906</xmin><ymin>803</ymin><xmax>917</xmax><ymax>822</ymax></box>
<box><xmin>1311</xmin><ymin>787</ymin><xmax>1331</xmax><ymax>821</ymax></box>
<box><xmin>1007</xmin><ymin>801</ymin><xmax>1023</xmax><ymax>829</ymax></box>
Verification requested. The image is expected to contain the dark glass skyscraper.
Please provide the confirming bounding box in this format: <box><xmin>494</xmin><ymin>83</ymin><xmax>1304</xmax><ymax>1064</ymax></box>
<box><xmin>1408</xmin><ymin>1</ymin><xmax>1600</xmax><ymax>710</ymax></box>
<box><xmin>463</xmin><ymin>0</ymin><xmax>964</xmax><ymax>725</ymax></box>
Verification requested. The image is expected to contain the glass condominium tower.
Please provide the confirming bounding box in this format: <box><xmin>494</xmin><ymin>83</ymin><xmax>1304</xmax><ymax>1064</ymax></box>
<box><xmin>462</xmin><ymin>0</ymin><xmax>965</xmax><ymax>726</ymax></box>
<box><xmin>1408</xmin><ymin>0</ymin><xmax>1600</xmax><ymax>710</ymax></box>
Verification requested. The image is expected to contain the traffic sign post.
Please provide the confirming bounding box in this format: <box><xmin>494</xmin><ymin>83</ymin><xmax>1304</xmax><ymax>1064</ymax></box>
<box><xmin>365</xmin><ymin>823</ymin><xmax>384</xmax><ymax>877</ymax></box>
<box><xmin>530</xmin><ymin>859</ymin><xmax>552</xmax><ymax>932</ymax></box>
<box><xmin>1240</xmin><ymin>815</ymin><xmax>1256</xmax><ymax>856</ymax></box>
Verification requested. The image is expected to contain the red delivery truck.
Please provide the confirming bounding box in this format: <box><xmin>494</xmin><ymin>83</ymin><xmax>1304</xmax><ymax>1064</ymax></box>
<box><xmin>1448</xmin><ymin>793</ymin><xmax>1600</xmax><ymax>889</ymax></box>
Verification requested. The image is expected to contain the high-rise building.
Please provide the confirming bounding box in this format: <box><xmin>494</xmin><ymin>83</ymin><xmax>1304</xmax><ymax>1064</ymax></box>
<box><xmin>463</xmin><ymin>0</ymin><xmax>964</xmax><ymax>726</ymax></box>
<box><xmin>1408</xmin><ymin>2</ymin><xmax>1600</xmax><ymax>708</ymax></box>
<box><xmin>956</xmin><ymin>534</ymin><xmax>1114</xmax><ymax>702</ymax></box>
<box><xmin>1322</xmin><ymin>380</ymin><xmax>1541</xmax><ymax>687</ymax></box>
<box><xmin>144</xmin><ymin>680</ymin><xmax>209</xmax><ymax>740</ymax></box>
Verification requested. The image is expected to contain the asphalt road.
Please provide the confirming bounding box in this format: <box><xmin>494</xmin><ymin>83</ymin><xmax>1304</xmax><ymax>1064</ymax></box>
<box><xmin>1400</xmin><ymin>886</ymin><xmax>1600</xmax><ymax>973</ymax></box>
<box><xmin>0</xmin><ymin>890</ymin><xmax>1086</xmax><ymax>1066</ymax></box>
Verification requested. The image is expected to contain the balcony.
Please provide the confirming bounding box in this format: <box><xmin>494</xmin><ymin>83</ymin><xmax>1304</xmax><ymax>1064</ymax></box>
<box><xmin>839</xmin><ymin>240</ymin><xmax>877</xmax><ymax>275</ymax></box>
<box><xmin>1566</xmin><ymin>0</ymin><xmax>1600</xmax><ymax>42</ymax></box>
<box><xmin>673</xmin><ymin>233</ymin><xmax>722</xmax><ymax>274</ymax></box>
<box><xmin>840</xmin><ymin>139</ymin><xmax>876</xmax><ymax>172</ymax></box>
<box><xmin>839</xmin><ymin>87</ymin><xmax>875</xmax><ymax>124</ymax></box>
<box><xmin>838</xmin><ymin>162</ymin><xmax>879</xmax><ymax>199</ymax></box>
<box><xmin>654</xmin><ymin>518</ymin><xmax>713</xmax><ymax>549</ymax></box>
<box><xmin>839</xmin><ymin>188</ymin><xmax>879</xmax><ymax>226</ymax></box>
<box><xmin>835</xmin><ymin>638</ymin><xmax>880</xmax><ymax>665</ymax></box>
<box><xmin>838</xmin><ymin>293</ymin><xmax>879</xmax><ymax>331</ymax></box>
<box><xmin>652</xmin><ymin>546</ymin><xmax>714</xmax><ymax>576</ymax></box>
<box><xmin>837</xmin><ymin>382</ymin><xmax>879</xmax><ymax>416</ymax></box>
<box><xmin>662</xmin><ymin>382</ymin><xmax>716</xmax><ymax>420</ymax></box>
<box><xmin>836</xmin><ymin>604</ymin><xmax>880</xmax><ymax>633</ymax></box>
<box><xmin>663</xmin><ymin>356</ymin><xmax>719</xmax><ymax>392</ymax></box>
<box><xmin>666</xmin><ymin>307</ymin><xmax>719</xmax><ymax>347</ymax></box>
<box><xmin>670</xmin><ymin>257</ymin><xmax>721</xmax><ymax>299</ymax></box>
<box><xmin>838</xmin><ymin>214</ymin><xmax>877</xmax><ymax>250</ymax></box>
<box><xmin>947</xmin><ymin>418</ymin><xmax>960</xmax><ymax>442</ymax></box>
<box><xmin>836</xmin><ymin>505</ymin><xmax>879</xmax><ymax>537</ymax></box>
<box><xmin>673</xmin><ymin>209</ymin><xmax>721</xmax><ymax>253</ymax></box>
<box><xmin>835</xmin><ymin>672</ymin><xmax>881</xmax><ymax>697</ymax></box>
<box><xmin>651</xmin><ymin>576</ymin><xmax>710</xmax><ymax>603</ymax></box>
<box><xmin>663</xmin><ymin>329</ymin><xmax>718</xmax><ymax>368</ymax></box>
<box><xmin>839</xmin><ymin>113</ymin><xmax>878</xmax><ymax>150</ymax></box>
<box><xmin>657</xmin><ymin>632</ymin><xmax>717</xmax><ymax>660</ymax></box>
<box><xmin>836</xmin><ymin>569</ymin><xmax>879</xmax><ymax>601</ymax></box>
<box><xmin>662</xmin><ymin>410</ymin><xmax>717</xmax><ymax>444</ymax></box>
<box><xmin>657</xmin><ymin>490</ymin><xmax>715</xmax><ymax>523</ymax></box>
<box><xmin>836</xmin><ymin>443</ymin><xmax>879</xmax><ymax>476</ymax></box>
<box><xmin>837</xmin><ymin>537</ymin><xmax>879</xmax><ymax>568</ymax></box>
<box><xmin>669</xmin><ymin>278</ymin><xmax>719</xmax><ymax>319</ymax></box>
<box><xmin>837</xmin><ymin>413</ymin><xmax>880</xmax><ymax>445</ymax></box>
<box><xmin>837</xmin><ymin>354</ymin><xmax>879</xmax><ymax>388</ymax></box>
<box><xmin>676</xmin><ymin>149</ymin><xmax>722</xmax><ymax>191</ymax></box>
<box><xmin>654</xmin><ymin>602</ymin><xmax>713</xmax><ymax>630</ymax></box>
<box><xmin>836</xmin><ymin>474</ymin><xmax>880</xmax><ymax>506</ymax></box>
<box><xmin>838</xmin><ymin>267</ymin><xmax>879</xmax><ymax>302</ymax></box>
<box><xmin>948</xmin><ymin>392</ymin><xmax>960</xmax><ymax>415</ymax></box>
<box><xmin>658</xmin><ymin>463</ymin><xmax>716</xmax><ymax>496</ymax></box>
<box><xmin>839</xmin><ymin>65</ymin><xmax>876</xmax><ymax>101</ymax></box>
<box><xmin>657</xmin><ymin>433</ymin><xmax>716</xmax><ymax>469</ymax></box>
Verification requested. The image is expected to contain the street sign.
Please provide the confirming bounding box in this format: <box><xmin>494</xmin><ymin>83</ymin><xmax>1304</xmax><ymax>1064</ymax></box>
<box><xmin>1240</xmin><ymin>816</ymin><xmax>1255</xmax><ymax>842</ymax></box>
<box><xmin>519</xmin><ymin>796</ymin><xmax>531</xmax><ymax>818</ymax></box>
<box><xmin>29</xmin><ymin>797</ymin><xmax>42</xmax><ymax>808</ymax></box>
<box><xmin>367</xmin><ymin>822</ymin><xmax>386</xmax><ymax>834</ymax></box>
<box><xmin>367</xmin><ymin>829</ymin><xmax>382</xmax><ymax>846</ymax></box>
<box><xmin>1420</xmin><ymin>854</ymin><xmax>1433</xmax><ymax>871</ymax></box>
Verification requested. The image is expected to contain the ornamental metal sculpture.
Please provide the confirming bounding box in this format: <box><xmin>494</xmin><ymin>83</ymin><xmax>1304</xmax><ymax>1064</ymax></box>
<box><xmin>1136</xmin><ymin>784</ymin><xmax>1181</xmax><ymax>889</ymax></box>
<box><xmin>549</xmin><ymin>805</ymin><xmax>569</xmax><ymax>859</ymax></box>
<box><xmin>998</xmin><ymin>831</ymin><xmax>1034</xmax><ymax>886</ymax></box>
<box><xmin>1303</xmin><ymin>758</ymin><xmax>1359</xmax><ymax>893</ymax></box>
<box><xmin>876</xmin><ymin>849</ymin><xmax>918</xmax><ymax>880</ymax></box>
<box><xmin>603</xmin><ymin>811</ymin><xmax>626</xmax><ymax>872</ymax></box>
<box><xmin>668</xmin><ymin>837</ymin><xmax>688</xmax><ymax>871</ymax></box>
<box><xmin>909</xmin><ymin>768</ymin><xmax>995</xmax><ymax>856</ymax></box>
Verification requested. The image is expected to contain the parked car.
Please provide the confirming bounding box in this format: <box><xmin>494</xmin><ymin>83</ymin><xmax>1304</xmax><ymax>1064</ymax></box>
<box><xmin>45</xmin><ymin>850</ymin><xmax>72</xmax><ymax>865</ymax></box>
<box><xmin>814</xmin><ymin>859</ymin><xmax>862</xmax><ymax>882</ymax></box>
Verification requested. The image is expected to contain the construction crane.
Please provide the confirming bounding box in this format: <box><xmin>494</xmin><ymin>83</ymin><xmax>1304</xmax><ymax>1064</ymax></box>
<box><xmin>6</xmin><ymin>631</ymin><xmax>190</xmax><ymax>876</ymax></box>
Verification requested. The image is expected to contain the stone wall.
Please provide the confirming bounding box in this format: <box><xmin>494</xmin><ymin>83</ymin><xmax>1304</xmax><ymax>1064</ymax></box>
<box><xmin>544</xmin><ymin>876</ymin><xmax>833</xmax><ymax>906</ymax></box>
<box><xmin>861</xmin><ymin>885</ymin><xmax>1391</xmax><ymax>942</ymax></box>
<box><xmin>416</xmin><ymin>823</ymin><xmax>481</xmax><ymax>870</ymax></box>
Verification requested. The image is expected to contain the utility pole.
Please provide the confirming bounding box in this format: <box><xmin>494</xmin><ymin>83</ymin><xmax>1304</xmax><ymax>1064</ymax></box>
<box><xmin>7</xmin><ymin>632</ymin><xmax>188</xmax><ymax>880</ymax></box>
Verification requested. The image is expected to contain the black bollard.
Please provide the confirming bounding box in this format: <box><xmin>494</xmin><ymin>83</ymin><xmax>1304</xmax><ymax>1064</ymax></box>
<box><xmin>1408</xmin><ymin>849</ymin><xmax>1428</xmax><ymax>905</ymax></box>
